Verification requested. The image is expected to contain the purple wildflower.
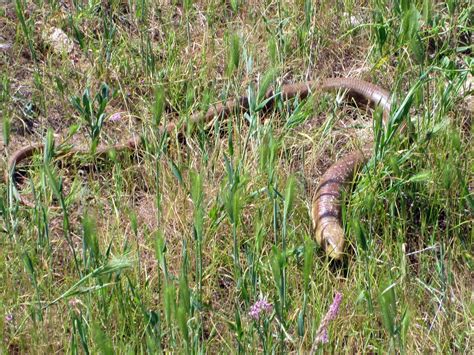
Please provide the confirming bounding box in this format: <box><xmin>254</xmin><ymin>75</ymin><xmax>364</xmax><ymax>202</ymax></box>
<box><xmin>69</xmin><ymin>298</ymin><xmax>79</xmax><ymax>307</ymax></box>
<box><xmin>68</xmin><ymin>298</ymin><xmax>83</xmax><ymax>314</ymax></box>
<box><xmin>311</xmin><ymin>292</ymin><xmax>343</xmax><ymax>350</ymax></box>
<box><xmin>109</xmin><ymin>112</ymin><xmax>122</xmax><ymax>122</ymax></box>
<box><xmin>314</xmin><ymin>328</ymin><xmax>328</xmax><ymax>344</ymax></box>
<box><xmin>327</xmin><ymin>292</ymin><xmax>342</xmax><ymax>321</ymax></box>
<box><xmin>5</xmin><ymin>314</ymin><xmax>13</xmax><ymax>323</ymax></box>
<box><xmin>249</xmin><ymin>298</ymin><xmax>272</xmax><ymax>320</ymax></box>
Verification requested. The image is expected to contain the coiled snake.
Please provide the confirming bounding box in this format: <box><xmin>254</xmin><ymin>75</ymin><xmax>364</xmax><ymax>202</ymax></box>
<box><xmin>4</xmin><ymin>77</ymin><xmax>391</xmax><ymax>259</ymax></box>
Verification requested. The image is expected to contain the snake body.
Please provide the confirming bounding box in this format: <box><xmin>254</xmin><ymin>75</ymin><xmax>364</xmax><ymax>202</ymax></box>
<box><xmin>4</xmin><ymin>77</ymin><xmax>391</xmax><ymax>258</ymax></box>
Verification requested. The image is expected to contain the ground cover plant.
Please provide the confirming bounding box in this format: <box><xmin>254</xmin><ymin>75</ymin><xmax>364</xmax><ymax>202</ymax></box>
<box><xmin>0</xmin><ymin>0</ymin><xmax>473</xmax><ymax>353</ymax></box>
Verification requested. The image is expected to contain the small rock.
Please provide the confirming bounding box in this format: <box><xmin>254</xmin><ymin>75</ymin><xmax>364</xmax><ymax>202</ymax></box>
<box><xmin>344</xmin><ymin>12</ymin><xmax>364</xmax><ymax>27</ymax></box>
<box><xmin>0</xmin><ymin>42</ymin><xmax>12</xmax><ymax>51</ymax></box>
<box><xmin>43</xmin><ymin>27</ymin><xmax>74</xmax><ymax>55</ymax></box>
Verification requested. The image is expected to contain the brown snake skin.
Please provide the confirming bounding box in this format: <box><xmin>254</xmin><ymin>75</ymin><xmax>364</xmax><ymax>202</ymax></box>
<box><xmin>4</xmin><ymin>77</ymin><xmax>391</xmax><ymax>259</ymax></box>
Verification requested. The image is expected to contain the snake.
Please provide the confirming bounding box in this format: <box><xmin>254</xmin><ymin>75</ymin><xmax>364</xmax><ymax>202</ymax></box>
<box><xmin>4</xmin><ymin>77</ymin><xmax>391</xmax><ymax>259</ymax></box>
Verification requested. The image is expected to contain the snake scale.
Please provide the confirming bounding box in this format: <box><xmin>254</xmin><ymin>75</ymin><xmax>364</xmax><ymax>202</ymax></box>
<box><xmin>4</xmin><ymin>77</ymin><xmax>391</xmax><ymax>259</ymax></box>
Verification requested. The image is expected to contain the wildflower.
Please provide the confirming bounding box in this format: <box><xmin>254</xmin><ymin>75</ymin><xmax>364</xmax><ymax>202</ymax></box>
<box><xmin>311</xmin><ymin>292</ymin><xmax>343</xmax><ymax>351</ymax></box>
<box><xmin>249</xmin><ymin>298</ymin><xmax>272</xmax><ymax>320</ymax></box>
<box><xmin>5</xmin><ymin>314</ymin><xmax>13</xmax><ymax>323</ymax></box>
<box><xmin>314</xmin><ymin>328</ymin><xmax>328</xmax><ymax>344</ymax></box>
<box><xmin>69</xmin><ymin>298</ymin><xmax>80</xmax><ymax>307</ymax></box>
<box><xmin>327</xmin><ymin>292</ymin><xmax>342</xmax><ymax>321</ymax></box>
<box><xmin>109</xmin><ymin>112</ymin><xmax>122</xmax><ymax>122</ymax></box>
<box><xmin>68</xmin><ymin>298</ymin><xmax>83</xmax><ymax>315</ymax></box>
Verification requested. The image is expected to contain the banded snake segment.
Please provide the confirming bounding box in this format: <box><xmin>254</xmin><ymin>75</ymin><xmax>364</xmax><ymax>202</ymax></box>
<box><xmin>4</xmin><ymin>77</ymin><xmax>391</xmax><ymax>259</ymax></box>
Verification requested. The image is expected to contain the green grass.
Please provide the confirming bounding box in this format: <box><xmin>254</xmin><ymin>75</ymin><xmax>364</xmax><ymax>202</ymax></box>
<box><xmin>0</xmin><ymin>0</ymin><xmax>473</xmax><ymax>353</ymax></box>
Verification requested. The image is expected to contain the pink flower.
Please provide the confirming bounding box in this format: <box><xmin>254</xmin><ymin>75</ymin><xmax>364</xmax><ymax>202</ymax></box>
<box><xmin>327</xmin><ymin>292</ymin><xmax>342</xmax><ymax>321</ymax></box>
<box><xmin>69</xmin><ymin>298</ymin><xmax>80</xmax><ymax>307</ymax></box>
<box><xmin>249</xmin><ymin>298</ymin><xmax>272</xmax><ymax>320</ymax></box>
<box><xmin>312</xmin><ymin>292</ymin><xmax>343</xmax><ymax>348</ymax></box>
<box><xmin>314</xmin><ymin>328</ymin><xmax>328</xmax><ymax>344</ymax></box>
<box><xmin>109</xmin><ymin>112</ymin><xmax>122</xmax><ymax>122</ymax></box>
<box><xmin>5</xmin><ymin>314</ymin><xmax>13</xmax><ymax>323</ymax></box>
